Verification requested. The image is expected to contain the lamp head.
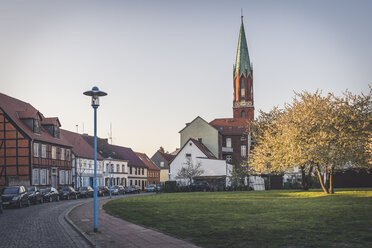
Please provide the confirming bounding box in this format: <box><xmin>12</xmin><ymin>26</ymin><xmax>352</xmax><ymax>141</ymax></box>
<box><xmin>83</xmin><ymin>86</ymin><xmax>107</xmax><ymax>107</ymax></box>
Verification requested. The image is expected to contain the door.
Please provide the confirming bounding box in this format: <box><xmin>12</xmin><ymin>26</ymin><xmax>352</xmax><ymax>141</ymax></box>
<box><xmin>89</xmin><ymin>177</ymin><xmax>94</xmax><ymax>187</ymax></box>
<box><xmin>51</xmin><ymin>168</ymin><xmax>57</xmax><ymax>188</ymax></box>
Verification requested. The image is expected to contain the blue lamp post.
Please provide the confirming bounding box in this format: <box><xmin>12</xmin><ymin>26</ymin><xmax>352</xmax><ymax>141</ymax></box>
<box><xmin>83</xmin><ymin>86</ymin><xmax>107</xmax><ymax>233</ymax></box>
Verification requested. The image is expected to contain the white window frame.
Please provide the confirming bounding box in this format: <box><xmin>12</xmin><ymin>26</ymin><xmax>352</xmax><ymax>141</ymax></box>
<box><xmin>40</xmin><ymin>169</ymin><xmax>47</xmax><ymax>185</ymax></box>
<box><xmin>32</xmin><ymin>168</ymin><xmax>39</xmax><ymax>185</ymax></box>
<box><xmin>52</xmin><ymin>146</ymin><xmax>57</xmax><ymax>160</ymax></box>
<box><xmin>226</xmin><ymin>138</ymin><xmax>232</xmax><ymax>148</ymax></box>
<box><xmin>41</xmin><ymin>144</ymin><xmax>47</xmax><ymax>158</ymax></box>
<box><xmin>59</xmin><ymin>170</ymin><xmax>65</xmax><ymax>184</ymax></box>
<box><xmin>65</xmin><ymin>170</ymin><xmax>69</xmax><ymax>185</ymax></box>
<box><xmin>66</xmin><ymin>149</ymin><xmax>71</xmax><ymax>161</ymax></box>
<box><xmin>33</xmin><ymin>143</ymin><xmax>39</xmax><ymax>157</ymax></box>
<box><xmin>160</xmin><ymin>161</ymin><xmax>164</xmax><ymax>167</ymax></box>
<box><xmin>61</xmin><ymin>148</ymin><xmax>65</xmax><ymax>160</ymax></box>
<box><xmin>241</xmin><ymin>145</ymin><xmax>247</xmax><ymax>157</ymax></box>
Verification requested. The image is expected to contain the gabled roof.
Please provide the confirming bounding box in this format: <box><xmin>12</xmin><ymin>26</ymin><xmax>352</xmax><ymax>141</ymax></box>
<box><xmin>60</xmin><ymin>129</ymin><xmax>103</xmax><ymax>160</ymax></box>
<box><xmin>178</xmin><ymin>116</ymin><xmax>217</xmax><ymax>133</ymax></box>
<box><xmin>157</xmin><ymin>150</ymin><xmax>176</xmax><ymax>163</ymax></box>
<box><xmin>135</xmin><ymin>152</ymin><xmax>159</xmax><ymax>171</ymax></box>
<box><xmin>0</xmin><ymin>92</ymin><xmax>72</xmax><ymax>147</ymax></box>
<box><xmin>189</xmin><ymin>138</ymin><xmax>217</xmax><ymax>159</ymax></box>
<box><xmin>41</xmin><ymin>117</ymin><xmax>61</xmax><ymax>127</ymax></box>
<box><xmin>210</xmin><ymin>118</ymin><xmax>248</xmax><ymax>135</ymax></box>
<box><xmin>234</xmin><ymin>16</ymin><xmax>252</xmax><ymax>77</ymax></box>
<box><xmin>110</xmin><ymin>145</ymin><xmax>148</xmax><ymax>168</ymax></box>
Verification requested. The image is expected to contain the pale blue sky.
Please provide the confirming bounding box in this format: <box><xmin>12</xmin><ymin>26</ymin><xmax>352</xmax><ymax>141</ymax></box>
<box><xmin>0</xmin><ymin>0</ymin><xmax>371</xmax><ymax>155</ymax></box>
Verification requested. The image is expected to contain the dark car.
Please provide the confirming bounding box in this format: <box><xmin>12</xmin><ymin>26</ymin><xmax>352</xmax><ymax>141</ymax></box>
<box><xmin>190</xmin><ymin>181</ymin><xmax>210</xmax><ymax>192</ymax></box>
<box><xmin>40</xmin><ymin>187</ymin><xmax>60</xmax><ymax>202</ymax></box>
<box><xmin>1</xmin><ymin>186</ymin><xmax>30</xmax><ymax>208</ymax></box>
<box><xmin>77</xmin><ymin>186</ymin><xmax>94</xmax><ymax>198</ymax></box>
<box><xmin>145</xmin><ymin>185</ymin><xmax>156</xmax><ymax>192</ymax></box>
<box><xmin>125</xmin><ymin>185</ymin><xmax>141</xmax><ymax>194</ymax></box>
<box><xmin>97</xmin><ymin>186</ymin><xmax>109</xmax><ymax>197</ymax></box>
<box><xmin>112</xmin><ymin>185</ymin><xmax>125</xmax><ymax>195</ymax></box>
<box><xmin>26</xmin><ymin>186</ymin><xmax>44</xmax><ymax>204</ymax></box>
<box><xmin>59</xmin><ymin>187</ymin><xmax>78</xmax><ymax>200</ymax></box>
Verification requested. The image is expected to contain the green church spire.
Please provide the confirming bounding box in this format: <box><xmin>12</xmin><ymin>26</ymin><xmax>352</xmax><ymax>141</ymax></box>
<box><xmin>234</xmin><ymin>16</ymin><xmax>251</xmax><ymax>77</ymax></box>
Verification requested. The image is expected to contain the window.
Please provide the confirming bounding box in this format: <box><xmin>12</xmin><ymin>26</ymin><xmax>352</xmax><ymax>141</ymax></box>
<box><xmin>130</xmin><ymin>180</ymin><xmax>132</xmax><ymax>186</ymax></box>
<box><xmin>61</xmin><ymin>148</ymin><xmax>65</xmax><ymax>160</ymax></box>
<box><xmin>52</xmin><ymin>146</ymin><xmax>57</xmax><ymax>159</ymax></box>
<box><xmin>46</xmin><ymin>170</ymin><xmax>49</xmax><ymax>185</ymax></box>
<box><xmin>59</xmin><ymin>170</ymin><xmax>65</xmax><ymax>184</ymax></box>
<box><xmin>135</xmin><ymin>168</ymin><xmax>137</xmax><ymax>175</ymax></box>
<box><xmin>226</xmin><ymin>138</ymin><xmax>232</xmax><ymax>148</ymax></box>
<box><xmin>142</xmin><ymin>168</ymin><xmax>144</xmax><ymax>175</ymax></box>
<box><xmin>160</xmin><ymin>161</ymin><xmax>164</xmax><ymax>167</ymax></box>
<box><xmin>41</xmin><ymin>144</ymin><xmax>47</xmax><ymax>158</ymax></box>
<box><xmin>40</xmin><ymin>169</ymin><xmax>47</xmax><ymax>185</ymax></box>
<box><xmin>186</xmin><ymin>153</ymin><xmax>191</xmax><ymax>158</ymax></box>
<box><xmin>117</xmin><ymin>165</ymin><xmax>120</xmax><ymax>172</ymax></box>
<box><xmin>241</xmin><ymin>110</ymin><xmax>246</xmax><ymax>118</ymax></box>
<box><xmin>106</xmin><ymin>164</ymin><xmax>109</xmax><ymax>173</ymax></box>
<box><xmin>241</xmin><ymin>145</ymin><xmax>247</xmax><ymax>157</ymax></box>
<box><xmin>122</xmin><ymin>165</ymin><xmax>125</xmax><ymax>172</ymax></box>
<box><xmin>130</xmin><ymin>167</ymin><xmax>132</xmax><ymax>174</ymax></box>
<box><xmin>32</xmin><ymin>168</ymin><xmax>40</xmax><ymax>185</ymax></box>
<box><xmin>33</xmin><ymin>143</ymin><xmax>39</xmax><ymax>157</ymax></box>
<box><xmin>65</xmin><ymin>171</ymin><xmax>69</xmax><ymax>185</ymax></box>
<box><xmin>135</xmin><ymin>180</ymin><xmax>137</xmax><ymax>185</ymax></box>
<box><xmin>54</xmin><ymin>126</ymin><xmax>60</xmax><ymax>138</ymax></box>
<box><xmin>66</xmin><ymin>149</ymin><xmax>71</xmax><ymax>161</ymax></box>
<box><xmin>240</xmin><ymin>77</ymin><xmax>245</xmax><ymax>97</ymax></box>
<box><xmin>228</xmin><ymin>126</ymin><xmax>233</xmax><ymax>131</ymax></box>
<box><xmin>33</xmin><ymin>119</ymin><xmax>40</xmax><ymax>134</ymax></box>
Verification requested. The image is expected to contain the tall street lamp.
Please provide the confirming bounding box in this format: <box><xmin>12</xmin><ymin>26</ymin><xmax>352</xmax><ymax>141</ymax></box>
<box><xmin>83</xmin><ymin>86</ymin><xmax>107</xmax><ymax>233</ymax></box>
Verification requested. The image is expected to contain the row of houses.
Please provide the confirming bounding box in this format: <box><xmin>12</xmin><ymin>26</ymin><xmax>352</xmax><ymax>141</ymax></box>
<box><xmin>0</xmin><ymin>92</ymin><xmax>173</xmax><ymax>190</ymax></box>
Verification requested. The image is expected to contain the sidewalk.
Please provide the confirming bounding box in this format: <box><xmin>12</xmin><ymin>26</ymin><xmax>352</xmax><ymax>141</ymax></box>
<box><xmin>68</xmin><ymin>195</ymin><xmax>199</xmax><ymax>248</ymax></box>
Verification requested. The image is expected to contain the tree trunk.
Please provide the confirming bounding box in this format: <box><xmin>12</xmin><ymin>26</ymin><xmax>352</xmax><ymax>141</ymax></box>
<box><xmin>316</xmin><ymin>164</ymin><xmax>329</xmax><ymax>194</ymax></box>
<box><xmin>329</xmin><ymin>167</ymin><xmax>334</xmax><ymax>194</ymax></box>
<box><xmin>300</xmin><ymin>166</ymin><xmax>309</xmax><ymax>190</ymax></box>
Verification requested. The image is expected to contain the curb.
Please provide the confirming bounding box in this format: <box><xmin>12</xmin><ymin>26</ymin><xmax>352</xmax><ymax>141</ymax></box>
<box><xmin>64</xmin><ymin>201</ymin><xmax>98</xmax><ymax>248</ymax></box>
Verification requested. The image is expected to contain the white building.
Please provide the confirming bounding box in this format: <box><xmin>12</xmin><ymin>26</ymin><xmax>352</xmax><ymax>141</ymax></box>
<box><xmin>170</xmin><ymin>138</ymin><xmax>232</xmax><ymax>190</ymax></box>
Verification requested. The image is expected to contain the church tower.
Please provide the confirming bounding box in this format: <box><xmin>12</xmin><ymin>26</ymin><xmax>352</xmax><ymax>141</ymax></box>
<box><xmin>233</xmin><ymin>16</ymin><xmax>254</xmax><ymax>121</ymax></box>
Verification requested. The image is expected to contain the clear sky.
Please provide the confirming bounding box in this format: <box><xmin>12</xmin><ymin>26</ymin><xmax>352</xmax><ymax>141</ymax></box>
<box><xmin>0</xmin><ymin>0</ymin><xmax>371</xmax><ymax>156</ymax></box>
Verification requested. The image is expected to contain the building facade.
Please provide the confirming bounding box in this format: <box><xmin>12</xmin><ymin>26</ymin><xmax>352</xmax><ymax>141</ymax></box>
<box><xmin>0</xmin><ymin>93</ymin><xmax>73</xmax><ymax>189</ymax></box>
<box><xmin>151</xmin><ymin>150</ymin><xmax>175</xmax><ymax>183</ymax></box>
<box><xmin>135</xmin><ymin>152</ymin><xmax>160</xmax><ymax>185</ymax></box>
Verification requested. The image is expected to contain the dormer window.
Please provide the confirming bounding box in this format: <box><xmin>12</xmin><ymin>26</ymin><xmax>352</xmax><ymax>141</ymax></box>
<box><xmin>33</xmin><ymin>119</ymin><xmax>40</xmax><ymax>134</ymax></box>
<box><xmin>54</xmin><ymin>126</ymin><xmax>60</xmax><ymax>138</ymax></box>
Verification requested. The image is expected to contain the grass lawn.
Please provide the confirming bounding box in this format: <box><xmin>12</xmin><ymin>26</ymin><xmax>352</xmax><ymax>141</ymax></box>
<box><xmin>103</xmin><ymin>189</ymin><xmax>372</xmax><ymax>248</ymax></box>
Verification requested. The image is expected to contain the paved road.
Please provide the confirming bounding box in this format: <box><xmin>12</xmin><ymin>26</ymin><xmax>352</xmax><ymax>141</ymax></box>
<box><xmin>0</xmin><ymin>198</ymin><xmax>92</xmax><ymax>248</ymax></box>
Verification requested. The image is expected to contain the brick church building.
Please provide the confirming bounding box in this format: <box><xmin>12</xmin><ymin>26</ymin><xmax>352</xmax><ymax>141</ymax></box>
<box><xmin>179</xmin><ymin>16</ymin><xmax>254</xmax><ymax>169</ymax></box>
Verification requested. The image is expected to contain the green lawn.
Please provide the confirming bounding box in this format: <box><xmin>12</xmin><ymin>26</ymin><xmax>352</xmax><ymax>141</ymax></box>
<box><xmin>103</xmin><ymin>189</ymin><xmax>372</xmax><ymax>248</ymax></box>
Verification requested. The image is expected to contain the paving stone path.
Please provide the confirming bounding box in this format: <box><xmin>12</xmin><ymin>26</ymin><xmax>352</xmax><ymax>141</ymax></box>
<box><xmin>69</xmin><ymin>194</ymin><xmax>199</xmax><ymax>248</ymax></box>
<box><xmin>0</xmin><ymin>198</ymin><xmax>92</xmax><ymax>248</ymax></box>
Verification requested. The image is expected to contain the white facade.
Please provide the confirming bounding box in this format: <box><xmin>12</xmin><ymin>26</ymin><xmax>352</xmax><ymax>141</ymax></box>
<box><xmin>169</xmin><ymin>139</ymin><xmax>232</xmax><ymax>186</ymax></box>
<box><xmin>73</xmin><ymin>156</ymin><xmax>104</xmax><ymax>188</ymax></box>
<box><xmin>103</xmin><ymin>159</ymin><xmax>129</xmax><ymax>187</ymax></box>
<box><xmin>128</xmin><ymin>166</ymin><xmax>148</xmax><ymax>190</ymax></box>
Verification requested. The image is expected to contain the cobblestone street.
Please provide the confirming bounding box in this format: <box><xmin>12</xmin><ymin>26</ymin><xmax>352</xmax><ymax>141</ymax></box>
<box><xmin>0</xmin><ymin>199</ymin><xmax>92</xmax><ymax>248</ymax></box>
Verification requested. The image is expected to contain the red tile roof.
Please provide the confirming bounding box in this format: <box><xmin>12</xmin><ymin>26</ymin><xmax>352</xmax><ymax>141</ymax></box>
<box><xmin>41</xmin><ymin>117</ymin><xmax>61</xmax><ymax>127</ymax></box>
<box><xmin>0</xmin><ymin>92</ymin><xmax>72</xmax><ymax>147</ymax></box>
<box><xmin>60</xmin><ymin>129</ymin><xmax>103</xmax><ymax>160</ymax></box>
<box><xmin>189</xmin><ymin>138</ymin><xmax>217</xmax><ymax>159</ymax></box>
<box><xmin>210</xmin><ymin>118</ymin><xmax>249</xmax><ymax>135</ymax></box>
<box><xmin>135</xmin><ymin>152</ymin><xmax>160</xmax><ymax>171</ymax></box>
<box><xmin>157</xmin><ymin>151</ymin><xmax>176</xmax><ymax>163</ymax></box>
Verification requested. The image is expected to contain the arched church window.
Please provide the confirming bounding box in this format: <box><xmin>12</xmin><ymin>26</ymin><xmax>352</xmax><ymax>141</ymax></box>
<box><xmin>240</xmin><ymin>77</ymin><xmax>245</xmax><ymax>97</ymax></box>
<box><xmin>241</xmin><ymin>110</ymin><xmax>246</xmax><ymax>118</ymax></box>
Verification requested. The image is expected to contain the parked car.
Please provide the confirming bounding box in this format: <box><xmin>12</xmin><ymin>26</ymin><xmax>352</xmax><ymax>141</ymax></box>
<box><xmin>59</xmin><ymin>187</ymin><xmax>78</xmax><ymax>200</ymax></box>
<box><xmin>97</xmin><ymin>186</ymin><xmax>110</xmax><ymax>197</ymax></box>
<box><xmin>40</xmin><ymin>187</ymin><xmax>60</xmax><ymax>202</ymax></box>
<box><xmin>190</xmin><ymin>181</ymin><xmax>210</xmax><ymax>192</ymax></box>
<box><xmin>77</xmin><ymin>186</ymin><xmax>94</xmax><ymax>198</ymax></box>
<box><xmin>145</xmin><ymin>185</ymin><xmax>156</xmax><ymax>192</ymax></box>
<box><xmin>1</xmin><ymin>186</ymin><xmax>30</xmax><ymax>208</ymax></box>
<box><xmin>112</xmin><ymin>185</ymin><xmax>125</xmax><ymax>195</ymax></box>
<box><xmin>125</xmin><ymin>185</ymin><xmax>141</xmax><ymax>194</ymax></box>
<box><xmin>26</xmin><ymin>186</ymin><xmax>44</xmax><ymax>204</ymax></box>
